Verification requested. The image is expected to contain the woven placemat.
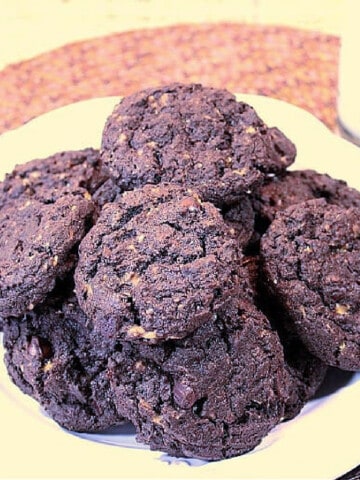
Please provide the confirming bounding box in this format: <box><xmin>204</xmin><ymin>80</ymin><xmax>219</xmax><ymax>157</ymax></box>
<box><xmin>0</xmin><ymin>23</ymin><xmax>339</xmax><ymax>134</ymax></box>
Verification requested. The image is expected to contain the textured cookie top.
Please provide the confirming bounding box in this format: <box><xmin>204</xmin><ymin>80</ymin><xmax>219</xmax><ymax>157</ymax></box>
<box><xmin>261</xmin><ymin>199</ymin><xmax>360</xmax><ymax>371</ymax></box>
<box><xmin>3</xmin><ymin>282</ymin><xmax>120</xmax><ymax>432</ymax></box>
<box><xmin>0</xmin><ymin>148</ymin><xmax>104</xmax><ymax>208</ymax></box>
<box><xmin>0</xmin><ymin>194</ymin><xmax>94</xmax><ymax>317</ymax></box>
<box><xmin>75</xmin><ymin>184</ymin><xmax>243</xmax><ymax>343</ymax></box>
<box><xmin>101</xmin><ymin>83</ymin><xmax>296</xmax><ymax>205</ymax></box>
<box><xmin>252</xmin><ymin>169</ymin><xmax>360</xmax><ymax>229</ymax></box>
<box><xmin>108</xmin><ymin>300</ymin><xmax>289</xmax><ymax>460</ymax></box>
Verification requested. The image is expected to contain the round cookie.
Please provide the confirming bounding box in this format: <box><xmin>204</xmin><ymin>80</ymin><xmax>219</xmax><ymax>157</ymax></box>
<box><xmin>281</xmin><ymin>328</ymin><xmax>328</xmax><ymax>420</ymax></box>
<box><xmin>75</xmin><ymin>184</ymin><xmax>243</xmax><ymax>343</ymax></box>
<box><xmin>0</xmin><ymin>148</ymin><xmax>105</xmax><ymax>208</ymax></box>
<box><xmin>108</xmin><ymin>300</ymin><xmax>290</xmax><ymax>460</ymax></box>
<box><xmin>101</xmin><ymin>83</ymin><xmax>296</xmax><ymax>206</ymax></box>
<box><xmin>221</xmin><ymin>196</ymin><xmax>255</xmax><ymax>249</ymax></box>
<box><xmin>252</xmin><ymin>169</ymin><xmax>360</xmax><ymax>233</ymax></box>
<box><xmin>0</xmin><ymin>194</ymin><xmax>94</xmax><ymax>318</ymax></box>
<box><xmin>240</xmin><ymin>254</ymin><xmax>328</xmax><ymax>418</ymax></box>
<box><xmin>261</xmin><ymin>199</ymin><xmax>360</xmax><ymax>371</ymax></box>
<box><xmin>3</xmin><ymin>280</ymin><xmax>121</xmax><ymax>432</ymax></box>
<box><xmin>91</xmin><ymin>177</ymin><xmax>121</xmax><ymax>211</ymax></box>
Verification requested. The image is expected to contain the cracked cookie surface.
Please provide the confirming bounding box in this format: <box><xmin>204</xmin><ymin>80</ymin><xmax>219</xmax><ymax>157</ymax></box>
<box><xmin>101</xmin><ymin>83</ymin><xmax>296</xmax><ymax>206</ymax></box>
<box><xmin>75</xmin><ymin>184</ymin><xmax>243</xmax><ymax>343</ymax></box>
<box><xmin>261</xmin><ymin>199</ymin><xmax>360</xmax><ymax>371</ymax></box>
<box><xmin>3</xmin><ymin>280</ymin><xmax>121</xmax><ymax>432</ymax></box>
<box><xmin>108</xmin><ymin>300</ymin><xmax>289</xmax><ymax>460</ymax></box>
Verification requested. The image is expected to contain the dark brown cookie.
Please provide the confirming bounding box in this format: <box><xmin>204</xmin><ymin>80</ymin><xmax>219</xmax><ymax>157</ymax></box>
<box><xmin>258</xmin><ymin>290</ymin><xmax>328</xmax><ymax>420</ymax></box>
<box><xmin>239</xmin><ymin>254</ymin><xmax>328</xmax><ymax>418</ymax></box>
<box><xmin>91</xmin><ymin>177</ymin><xmax>121</xmax><ymax>211</ymax></box>
<box><xmin>2</xmin><ymin>279</ymin><xmax>121</xmax><ymax>432</ymax></box>
<box><xmin>261</xmin><ymin>199</ymin><xmax>360</xmax><ymax>371</ymax></box>
<box><xmin>0</xmin><ymin>148</ymin><xmax>105</xmax><ymax>208</ymax></box>
<box><xmin>221</xmin><ymin>196</ymin><xmax>255</xmax><ymax>249</ymax></box>
<box><xmin>252</xmin><ymin>169</ymin><xmax>360</xmax><ymax>233</ymax></box>
<box><xmin>280</xmin><ymin>328</ymin><xmax>328</xmax><ymax>420</ymax></box>
<box><xmin>101</xmin><ymin>83</ymin><xmax>296</xmax><ymax>206</ymax></box>
<box><xmin>0</xmin><ymin>194</ymin><xmax>94</xmax><ymax>317</ymax></box>
<box><xmin>75</xmin><ymin>184</ymin><xmax>243</xmax><ymax>343</ymax></box>
<box><xmin>108</xmin><ymin>300</ymin><xmax>289</xmax><ymax>460</ymax></box>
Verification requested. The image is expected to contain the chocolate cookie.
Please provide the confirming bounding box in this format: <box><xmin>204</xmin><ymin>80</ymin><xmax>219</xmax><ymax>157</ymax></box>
<box><xmin>240</xmin><ymin>254</ymin><xmax>328</xmax><ymax>418</ymax></box>
<box><xmin>261</xmin><ymin>199</ymin><xmax>360</xmax><ymax>371</ymax></box>
<box><xmin>75</xmin><ymin>184</ymin><xmax>243</xmax><ymax>343</ymax></box>
<box><xmin>3</xmin><ymin>279</ymin><xmax>121</xmax><ymax>432</ymax></box>
<box><xmin>101</xmin><ymin>83</ymin><xmax>296</xmax><ymax>206</ymax></box>
<box><xmin>108</xmin><ymin>300</ymin><xmax>289</xmax><ymax>460</ymax></box>
<box><xmin>259</xmin><ymin>292</ymin><xmax>328</xmax><ymax>420</ymax></box>
<box><xmin>252</xmin><ymin>169</ymin><xmax>360</xmax><ymax>233</ymax></box>
<box><xmin>221</xmin><ymin>196</ymin><xmax>255</xmax><ymax>249</ymax></box>
<box><xmin>0</xmin><ymin>148</ymin><xmax>105</xmax><ymax>208</ymax></box>
<box><xmin>0</xmin><ymin>194</ymin><xmax>94</xmax><ymax>317</ymax></box>
<box><xmin>281</xmin><ymin>329</ymin><xmax>328</xmax><ymax>419</ymax></box>
<box><xmin>91</xmin><ymin>177</ymin><xmax>121</xmax><ymax>211</ymax></box>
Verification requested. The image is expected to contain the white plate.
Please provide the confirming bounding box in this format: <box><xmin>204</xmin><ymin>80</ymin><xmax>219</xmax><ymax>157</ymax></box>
<box><xmin>0</xmin><ymin>95</ymin><xmax>360</xmax><ymax>479</ymax></box>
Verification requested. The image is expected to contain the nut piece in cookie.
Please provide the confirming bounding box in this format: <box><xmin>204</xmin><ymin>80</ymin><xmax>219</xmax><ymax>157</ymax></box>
<box><xmin>75</xmin><ymin>184</ymin><xmax>243</xmax><ymax>343</ymax></box>
<box><xmin>101</xmin><ymin>83</ymin><xmax>296</xmax><ymax>206</ymax></box>
<box><xmin>108</xmin><ymin>300</ymin><xmax>289</xmax><ymax>460</ymax></box>
<box><xmin>261</xmin><ymin>199</ymin><xmax>360</xmax><ymax>371</ymax></box>
<box><xmin>3</xmin><ymin>280</ymin><xmax>121</xmax><ymax>432</ymax></box>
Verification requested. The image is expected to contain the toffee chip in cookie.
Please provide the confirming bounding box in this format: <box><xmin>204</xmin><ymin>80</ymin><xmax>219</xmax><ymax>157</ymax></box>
<box><xmin>3</xmin><ymin>280</ymin><xmax>121</xmax><ymax>432</ymax></box>
<box><xmin>261</xmin><ymin>199</ymin><xmax>360</xmax><ymax>371</ymax></box>
<box><xmin>75</xmin><ymin>184</ymin><xmax>243</xmax><ymax>343</ymax></box>
<box><xmin>108</xmin><ymin>300</ymin><xmax>289</xmax><ymax>460</ymax></box>
<box><xmin>101</xmin><ymin>83</ymin><xmax>296</xmax><ymax>205</ymax></box>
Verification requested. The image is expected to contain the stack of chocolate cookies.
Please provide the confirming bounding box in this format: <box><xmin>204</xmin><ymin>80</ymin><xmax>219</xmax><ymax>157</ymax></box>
<box><xmin>1</xmin><ymin>83</ymin><xmax>359</xmax><ymax>461</ymax></box>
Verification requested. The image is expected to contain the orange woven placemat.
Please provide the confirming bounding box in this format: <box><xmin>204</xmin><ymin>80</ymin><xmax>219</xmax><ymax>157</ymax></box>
<box><xmin>0</xmin><ymin>23</ymin><xmax>339</xmax><ymax>134</ymax></box>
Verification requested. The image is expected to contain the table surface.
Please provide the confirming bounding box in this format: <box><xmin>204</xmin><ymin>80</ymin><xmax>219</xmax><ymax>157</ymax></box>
<box><xmin>0</xmin><ymin>16</ymin><xmax>359</xmax><ymax>480</ymax></box>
